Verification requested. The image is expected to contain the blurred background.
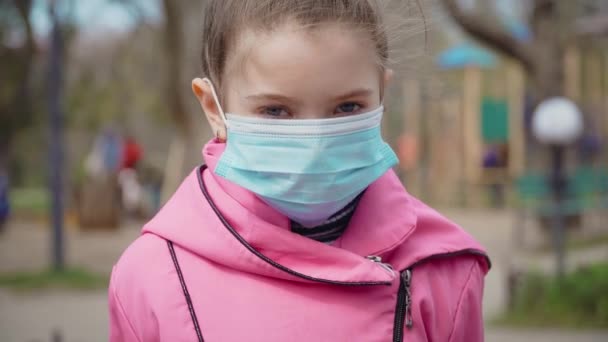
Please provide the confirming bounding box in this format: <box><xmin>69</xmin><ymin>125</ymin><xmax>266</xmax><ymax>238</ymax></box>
<box><xmin>0</xmin><ymin>0</ymin><xmax>607</xmax><ymax>341</ymax></box>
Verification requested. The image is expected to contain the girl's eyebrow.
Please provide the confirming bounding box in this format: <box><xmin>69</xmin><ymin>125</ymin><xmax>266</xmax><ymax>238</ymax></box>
<box><xmin>335</xmin><ymin>88</ymin><xmax>373</xmax><ymax>101</ymax></box>
<box><xmin>245</xmin><ymin>88</ymin><xmax>373</xmax><ymax>103</ymax></box>
<box><xmin>245</xmin><ymin>93</ymin><xmax>300</xmax><ymax>106</ymax></box>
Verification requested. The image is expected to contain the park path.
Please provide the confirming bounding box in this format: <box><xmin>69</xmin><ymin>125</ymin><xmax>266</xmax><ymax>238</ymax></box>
<box><xmin>1</xmin><ymin>210</ymin><xmax>606</xmax><ymax>342</ymax></box>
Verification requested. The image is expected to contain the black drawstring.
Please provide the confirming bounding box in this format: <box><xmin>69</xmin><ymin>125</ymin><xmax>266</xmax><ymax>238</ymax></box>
<box><xmin>167</xmin><ymin>240</ymin><xmax>205</xmax><ymax>342</ymax></box>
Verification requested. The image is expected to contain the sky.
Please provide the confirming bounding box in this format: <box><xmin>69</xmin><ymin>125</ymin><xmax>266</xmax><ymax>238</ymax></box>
<box><xmin>30</xmin><ymin>0</ymin><xmax>524</xmax><ymax>35</ymax></box>
<box><xmin>28</xmin><ymin>0</ymin><xmax>527</xmax><ymax>44</ymax></box>
<box><xmin>445</xmin><ymin>0</ymin><xmax>528</xmax><ymax>43</ymax></box>
<box><xmin>31</xmin><ymin>0</ymin><xmax>161</xmax><ymax>36</ymax></box>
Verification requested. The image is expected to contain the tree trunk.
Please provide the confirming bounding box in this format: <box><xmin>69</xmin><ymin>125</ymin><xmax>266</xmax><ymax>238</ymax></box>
<box><xmin>0</xmin><ymin>138</ymin><xmax>9</xmax><ymax>178</ymax></box>
<box><xmin>0</xmin><ymin>139</ymin><xmax>8</xmax><ymax>231</ymax></box>
<box><xmin>162</xmin><ymin>0</ymin><xmax>190</xmax><ymax>137</ymax></box>
<box><xmin>161</xmin><ymin>0</ymin><xmax>193</xmax><ymax>201</ymax></box>
<box><xmin>441</xmin><ymin>0</ymin><xmax>567</xmax><ymax>103</ymax></box>
<box><xmin>530</xmin><ymin>0</ymin><xmax>565</xmax><ymax>102</ymax></box>
<box><xmin>161</xmin><ymin>135</ymin><xmax>187</xmax><ymax>203</ymax></box>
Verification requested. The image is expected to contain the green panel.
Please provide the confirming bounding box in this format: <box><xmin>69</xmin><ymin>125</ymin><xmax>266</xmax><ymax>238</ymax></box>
<box><xmin>516</xmin><ymin>172</ymin><xmax>549</xmax><ymax>199</ymax></box>
<box><xmin>481</xmin><ymin>97</ymin><xmax>509</xmax><ymax>143</ymax></box>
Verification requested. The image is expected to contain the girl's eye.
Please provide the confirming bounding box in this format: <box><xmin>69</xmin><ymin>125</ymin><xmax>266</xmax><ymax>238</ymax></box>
<box><xmin>335</xmin><ymin>102</ymin><xmax>362</xmax><ymax>115</ymax></box>
<box><xmin>260</xmin><ymin>106</ymin><xmax>289</xmax><ymax>118</ymax></box>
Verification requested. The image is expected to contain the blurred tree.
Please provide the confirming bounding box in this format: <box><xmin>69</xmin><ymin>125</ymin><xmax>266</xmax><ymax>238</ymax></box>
<box><xmin>441</xmin><ymin>0</ymin><xmax>608</xmax><ymax>102</ymax></box>
<box><xmin>100</xmin><ymin>0</ymin><xmax>199</xmax><ymax>198</ymax></box>
<box><xmin>160</xmin><ymin>0</ymin><xmax>193</xmax><ymax>200</ymax></box>
<box><xmin>0</xmin><ymin>0</ymin><xmax>36</xmax><ymax>178</ymax></box>
<box><xmin>1</xmin><ymin>0</ymin><xmax>79</xmax><ymax>187</ymax></box>
<box><xmin>162</xmin><ymin>0</ymin><xmax>191</xmax><ymax>138</ymax></box>
<box><xmin>576</xmin><ymin>0</ymin><xmax>608</xmax><ymax>37</ymax></box>
<box><xmin>65</xmin><ymin>23</ymin><xmax>164</xmax><ymax>131</ymax></box>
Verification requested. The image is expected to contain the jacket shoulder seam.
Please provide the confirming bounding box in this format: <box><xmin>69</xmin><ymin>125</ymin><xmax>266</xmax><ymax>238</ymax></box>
<box><xmin>446</xmin><ymin>259</ymin><xmax>479</xmax><ymax>342</ymax></box>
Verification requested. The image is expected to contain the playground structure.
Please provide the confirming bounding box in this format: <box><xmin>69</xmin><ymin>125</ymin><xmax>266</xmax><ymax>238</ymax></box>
<box><xmin>399</xmin><ymin>42</ymin><xmax>608</xmax><ymax>217</ymax></box>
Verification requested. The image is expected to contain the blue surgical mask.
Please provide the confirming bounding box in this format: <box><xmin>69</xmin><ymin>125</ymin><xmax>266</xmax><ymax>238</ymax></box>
<box><xmin>204</xmin><ymin>79</ymin><xmax>398</xmax><ymax>227</ymax></box>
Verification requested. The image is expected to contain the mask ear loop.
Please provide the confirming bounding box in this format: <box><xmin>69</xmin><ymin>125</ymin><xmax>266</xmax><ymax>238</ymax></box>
<box><xmin>202</xmin><ymin>78</ymin><xmax>229</xmax><ymax>129</ymax></box>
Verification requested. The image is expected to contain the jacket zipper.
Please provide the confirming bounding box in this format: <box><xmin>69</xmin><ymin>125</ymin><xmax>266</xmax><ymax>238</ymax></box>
<box><xmin>393</xmin><ymin>269</ymin><xmax>413</xmax><ymax>342</ymax></box>
<box><xmin>366</xmin><ymin>254</ymin><xmax>412</xmax><ymax>340</ymax></box>
<box><xmin>391</xmin><ymin>249</ymin><xmax>491</xmax><ymax>342</ymax></box>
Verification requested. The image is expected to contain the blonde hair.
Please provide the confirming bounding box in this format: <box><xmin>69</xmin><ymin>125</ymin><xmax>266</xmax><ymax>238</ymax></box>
<box><xmin>200</xmin><ymin>0</ymin><xmax>390</xmax><ymax>91</ymax></box>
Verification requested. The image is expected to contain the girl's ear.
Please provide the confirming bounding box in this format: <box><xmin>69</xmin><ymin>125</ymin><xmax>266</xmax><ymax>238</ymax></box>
<box><xmin>192</xmin><ymin>78</ymin><xmax>227</xmax><ymax>141</ymax></box>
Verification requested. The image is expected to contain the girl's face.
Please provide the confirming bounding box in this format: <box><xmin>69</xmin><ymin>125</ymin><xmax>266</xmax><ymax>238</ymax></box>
<box><xmin>194</xmin><ymin>21</ymin><xmax>391</xmax><ymax>138</ymax></box>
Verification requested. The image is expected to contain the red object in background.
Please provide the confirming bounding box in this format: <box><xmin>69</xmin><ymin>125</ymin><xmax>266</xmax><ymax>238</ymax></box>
<box><xmin>397</xmin><ymin>134</ymin><xmax>419</xmax><ymax>171</ymax></box>
<box><xmin>122</xmin><ymin>137</ymin><xmax>143</xmax><ymax>170</ymax></box>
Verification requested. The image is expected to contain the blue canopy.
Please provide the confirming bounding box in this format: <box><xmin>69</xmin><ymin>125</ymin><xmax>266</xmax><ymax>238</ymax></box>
<box><xmin>437</xmin><ymin>43</ymin><xmax>498</xmax><ymax>70</ymax></box>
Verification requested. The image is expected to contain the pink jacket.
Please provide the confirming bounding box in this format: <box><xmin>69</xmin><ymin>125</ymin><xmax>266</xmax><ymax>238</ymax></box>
<box><xmin>109</xmin><ymin>141</ymin><xmax>490</xmax><ymax>342</ymax></box>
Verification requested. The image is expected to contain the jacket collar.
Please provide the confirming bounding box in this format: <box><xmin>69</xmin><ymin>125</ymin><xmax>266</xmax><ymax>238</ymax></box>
<box><xmin>144</xmin><ymin>140</ymin><xmax>488</xmax><ymax>285</ymax></box>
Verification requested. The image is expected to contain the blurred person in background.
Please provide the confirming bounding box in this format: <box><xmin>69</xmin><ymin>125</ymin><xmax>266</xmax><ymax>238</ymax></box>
<box><xmin>78</xmin><ymin>126</ymin><xmax>124</xmax><ymax>229</ymax></box>
<box><xmin>0</xmin><ymin>170</ymin><xmax>9</xmax><ymax>232</ymax></box>
<box><xmin>482</xmin><ymin>144</ymin><xmax>508</xmax><ymax>208</ymax></box>
<box><xmin>117</xmin><ymin>168</ymin><xmax>143</xmax><ymax>218</ymax></box>
<box><xmin>109</xmin><ymin>1</ymin><xmax>490</xmax><ymax>341</ymax></box>
<box><xmin>121</xmin><ymin>134</ymin><xmax>143</xmax><ymax>171</ymax></box>
<box><xmin>118</xmin><ymin>134</ymin><xmax>144</xmax><ymax>217</ymax></box>
<box><xmin>85</xmin><ymin>126</ymin><xmax>124</xmax><ymax>178</ymax></box>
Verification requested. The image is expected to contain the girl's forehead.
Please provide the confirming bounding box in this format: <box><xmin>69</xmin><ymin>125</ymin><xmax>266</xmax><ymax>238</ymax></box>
<box><xmin>225</xmin><ymin>22</ymin><xmax>381</xmax><ymax>94</ymax></box>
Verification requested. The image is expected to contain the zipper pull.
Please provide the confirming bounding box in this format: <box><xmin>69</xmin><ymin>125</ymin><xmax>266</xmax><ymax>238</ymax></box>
<box><xmin>403</xmin><ymin>269</ymin><xmax>413</xmax><ymax>329</ymax></box>
<box><xmin>366</xmin><ymin>255</ymin><xmax>382</xmax><ymax>263</ymax></box>
<box><xmin>366</xmin><ymin>255</ymin><xmax>395</xmax><ymax>276</ymax></box>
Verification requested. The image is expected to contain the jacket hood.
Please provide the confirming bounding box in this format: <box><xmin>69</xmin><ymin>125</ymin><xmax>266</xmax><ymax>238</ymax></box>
<box><xmin>142</xmin><ymin>140</ymin><xmax>488</xmax><ymax>285</ymax></box>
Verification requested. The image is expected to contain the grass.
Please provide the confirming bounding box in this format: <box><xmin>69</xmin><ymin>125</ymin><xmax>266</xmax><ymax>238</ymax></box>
<box><xmin>9</xmin><ymin>187</ymin><xmax>50</xmax><ymax>219</ymax></box>
<box><xmin>531</xmin><ymin>232</ymin><xmax>608</xmax><ymax>254</ymax></box>
<box><xmin>497</xmin><ymin>262</ymin><xmax>608</xmax><ymax>329</ymax></box>
<box><xmin>560</xmin><ymin>233</ymin><xmax>608</xmax><ymax>252</ymax></box>
<box><xmin>0</xmin><ymin>268</ymin><xmax>109</xmax><ymax>291</ymax></box>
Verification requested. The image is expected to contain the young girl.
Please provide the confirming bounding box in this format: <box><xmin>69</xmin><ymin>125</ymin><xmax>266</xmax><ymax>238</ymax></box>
<box><xmin>109</xmin><ymin>1</ymin><xmax>490</xmax><ymax>341</ymax></box>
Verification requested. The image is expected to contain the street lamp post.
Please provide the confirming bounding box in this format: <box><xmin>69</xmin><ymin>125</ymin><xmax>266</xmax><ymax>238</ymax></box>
<box><xmin>48</xmin><ymin>0</ymin><xmax>65</xmax><ymax>272</ymax></box>
<box><xmin>532</xmin><ymin>98</ymin><xmax>583</xmax><ymax>279</ymax></box>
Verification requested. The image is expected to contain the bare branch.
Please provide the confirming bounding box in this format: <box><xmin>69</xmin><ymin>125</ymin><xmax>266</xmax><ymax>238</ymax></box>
<box><xmin>441</xmin><ymin>0</ymin><xmax>536</xmax><ymax>73</ymax></box>
<box><xmin>576</xmin><ymin>15</ymin><xmax>608</xmax><ymax>37</ymax></box>
<box><xmin>13</xmin><ymin>0</ymin><xmax>35</xmax><ymax>54</ymax></box>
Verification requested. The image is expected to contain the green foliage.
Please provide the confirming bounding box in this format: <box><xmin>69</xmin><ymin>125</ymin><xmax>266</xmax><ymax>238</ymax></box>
<box><xmin>500</xmin><ymin>262</ymin><xmax>608</xmax><ymax>328</ymax></box>
<box><xmin>0</xmin><ymin>268</ymin><xmax>109</xmax><ymax>291</ymax></box>
<box><xmin>9</xmin><ymin>187</ymin><xmax>49</xmax><ymax>218</ymax></box>
<box><xmin>0</xmin><ymin>0</ymin><xmax>36</xmax><ymax>143</ymax></box>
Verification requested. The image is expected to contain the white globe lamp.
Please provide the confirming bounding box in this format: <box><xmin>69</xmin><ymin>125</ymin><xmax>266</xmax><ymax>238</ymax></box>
<box><xmin>532</xmin><ymin>97</ymin><xmax>584</xmax><ymax>145</ymax></box>
<box><xmin>530</xmin><ymin>97</ymin><xmax>584</xmax><ymax>279</ymax></box>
